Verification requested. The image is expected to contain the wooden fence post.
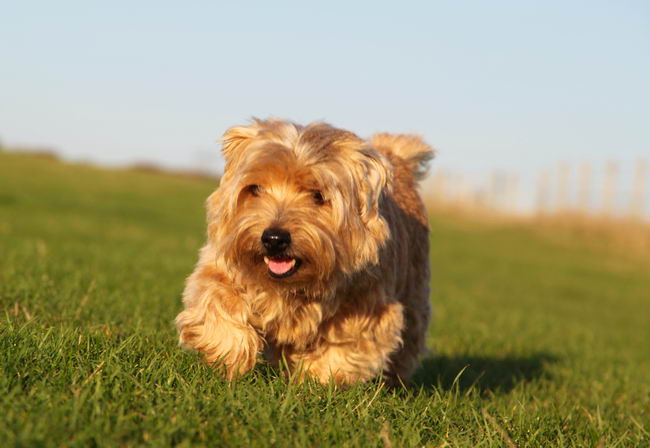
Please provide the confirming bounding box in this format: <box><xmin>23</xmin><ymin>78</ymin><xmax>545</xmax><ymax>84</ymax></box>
<box><xmin>601</xmin><ymin>161</ymin><xmax>618</xmax><ymax>217</ymax></box>
<box><xmin>630</xmin><ymin>159</ymin><xmax>648</xmax><ymax>219</ymax></box>
<box><xmin>536</xmin><ymin>169</ymin><xmax>551</xmax><ymax>215</ymax></box>
<box><xmin>577</xmin><ymin>161</ymin><xmax>592</xmax><ymax>214</ymax></box>
<box><xmin>506</xmin><ymin>173</ymin><xmax>519</xmax><ymax>215</ymax></box>
<box><xmin>556</xmin><ymin>162</ymin><xmax>569</xmax><ymax>213</ymax></box>
<box><xmin>455</xmin><ymin>175</ymin><xmax>472</xmax><ymax>209</ymax></box>
<box><xmin>431</xmin><ymin>172</ymin><xmax>447</xmax><ymax>205</ymax></box>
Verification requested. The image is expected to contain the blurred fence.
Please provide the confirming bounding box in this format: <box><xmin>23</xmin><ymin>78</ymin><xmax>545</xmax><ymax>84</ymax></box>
<box><xmin>423</xmin><ymin>159</ymin><xmax>649</xmax><ymax>221</ymax></box>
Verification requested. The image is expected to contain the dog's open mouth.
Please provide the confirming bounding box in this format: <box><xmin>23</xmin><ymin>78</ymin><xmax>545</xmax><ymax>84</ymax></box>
<box><xmin>264</xmin><ymin>256</ymin><xmax>301</xmax><ymax>278</ymax></box>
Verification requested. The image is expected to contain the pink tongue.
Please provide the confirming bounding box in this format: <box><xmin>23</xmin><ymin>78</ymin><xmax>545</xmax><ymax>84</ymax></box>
<box><xmin>268</xmin><ymin>258</ymin><xmax>294</xmax><ymax>275</ymax></box>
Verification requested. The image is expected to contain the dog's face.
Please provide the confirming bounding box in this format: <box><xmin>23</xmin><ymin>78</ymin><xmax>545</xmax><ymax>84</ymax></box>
<box><xmin>208</xmin><ymin>119</ymin><xmax>391</xmax><ymax>294</ymax></box>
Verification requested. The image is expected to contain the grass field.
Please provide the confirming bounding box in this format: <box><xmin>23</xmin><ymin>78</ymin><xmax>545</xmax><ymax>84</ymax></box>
<box><xmin>1</xmin><ymin>151</ymin><xmax>649</xmax><ymax>447</ymax></box>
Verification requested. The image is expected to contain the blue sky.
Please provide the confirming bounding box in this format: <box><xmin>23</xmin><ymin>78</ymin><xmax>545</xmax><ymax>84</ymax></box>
<box><xmin>1</xmin><ymin>0</ymin><xmax>649</xmax><ymax>178</ymax></box>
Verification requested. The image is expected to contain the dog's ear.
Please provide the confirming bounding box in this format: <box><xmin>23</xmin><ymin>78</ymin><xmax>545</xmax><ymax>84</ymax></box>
<box><xmin>207</xmin><ymin>122</ymin><xmax>261</xmax><ymax>243</ymax></box>
<box><xmin>354</xmin><ymin>146</ymin><xmax>392</xmax><ymax>221</ymax></box>
<box><xmin>219</xmin><ymin>123</ymin><xmax>260</xmax><ymax>163</ymax></box>
<box><xmin>346</xmin><ymin>145</ymin><xmax>393</xmax><ymax>266</ymax></box>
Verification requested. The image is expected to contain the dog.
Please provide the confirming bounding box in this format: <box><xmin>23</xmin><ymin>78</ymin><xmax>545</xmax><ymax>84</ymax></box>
<box><xmin>175</xmin><ymin>118</ymin><xmax>433</xmax><ymax>386</ymax></box>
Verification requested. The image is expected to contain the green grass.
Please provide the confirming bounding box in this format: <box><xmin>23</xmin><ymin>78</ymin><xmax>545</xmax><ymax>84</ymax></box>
<box><xmin>1</xmin><ymin>151</ymin><xmax>649</xmax><ymax>447</ymax></box>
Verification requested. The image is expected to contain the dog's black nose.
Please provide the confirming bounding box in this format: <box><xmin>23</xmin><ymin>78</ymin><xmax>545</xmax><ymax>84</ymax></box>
<box><xmin>262</xmin><ymin>228</ymin><xmax>291</xmax><ymax>254</ymax></box>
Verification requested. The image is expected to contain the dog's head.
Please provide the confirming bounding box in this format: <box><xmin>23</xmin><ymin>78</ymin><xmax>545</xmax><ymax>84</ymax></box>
<box><xmin>208</xmin><ymin>118</ymin><xmax>392</xmax><ymax>294</ymax></box>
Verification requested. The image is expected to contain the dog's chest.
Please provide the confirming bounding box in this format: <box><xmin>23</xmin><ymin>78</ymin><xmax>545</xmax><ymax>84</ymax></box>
<box><xmin>248</xmin><ymin>291</ymin><xmax>324</xmax><ymax>349</ymax></box>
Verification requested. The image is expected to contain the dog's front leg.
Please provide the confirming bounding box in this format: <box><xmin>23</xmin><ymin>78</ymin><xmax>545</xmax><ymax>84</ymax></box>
<box><xmin>175</xmin><ymin>264</ymin><xmax>261</xmax><ymax>379</ymax></box>
<box><xmin>293</xmin><ymin>301</ymin><xmax>405</xmax><ymax>386</ymax></box>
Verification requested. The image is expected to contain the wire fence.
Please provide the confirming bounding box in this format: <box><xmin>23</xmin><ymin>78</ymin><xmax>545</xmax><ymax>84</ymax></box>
<box><xmin>423</xmin><ymin>159</ymin><xmax>649</xmax><ymax>221</ymax></box>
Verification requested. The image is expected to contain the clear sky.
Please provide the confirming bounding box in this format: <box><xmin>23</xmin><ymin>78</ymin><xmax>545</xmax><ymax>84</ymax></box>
<box><xmin>1</xmin><ymin>0</ymin><xmax>649</xmax><ymax>178</ymax></box>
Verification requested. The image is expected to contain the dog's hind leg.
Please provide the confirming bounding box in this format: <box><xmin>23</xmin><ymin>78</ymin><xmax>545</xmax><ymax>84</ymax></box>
<box><xmin>384</xmin><ymin>287</ymin><xmax>431</xmax><ymax>386</ymax></box>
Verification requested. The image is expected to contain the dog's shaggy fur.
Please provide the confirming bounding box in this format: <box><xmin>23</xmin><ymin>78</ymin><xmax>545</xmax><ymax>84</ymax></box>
<box><xmin>175</xmin><ymin>119</ymin><xmax>434</xmax><ymax>386</ymax></box>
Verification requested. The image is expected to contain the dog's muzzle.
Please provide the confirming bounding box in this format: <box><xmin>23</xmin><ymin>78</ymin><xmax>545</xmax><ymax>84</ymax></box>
<box><xmin>261</xmin><ymin>228</ymin><xmax>301</xmax><ymax>278</ymax></box>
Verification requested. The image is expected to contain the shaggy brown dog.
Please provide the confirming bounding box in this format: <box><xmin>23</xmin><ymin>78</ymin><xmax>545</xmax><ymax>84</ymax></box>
<box><xmin>175</xmin><ymin>119</ymin><xmax>433</xmax><ymax>386</ymax></box>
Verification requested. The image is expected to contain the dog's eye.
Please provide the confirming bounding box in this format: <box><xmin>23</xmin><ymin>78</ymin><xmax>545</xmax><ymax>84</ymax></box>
<box><xmin>311</xmin><ymin>190</ymin><xmax>325</xmax><ymax>205</ymax></box>
<box><xmin>244</xmin><ymin>184</ymin><xmax>261</xmax><ymax>197</ymax></box>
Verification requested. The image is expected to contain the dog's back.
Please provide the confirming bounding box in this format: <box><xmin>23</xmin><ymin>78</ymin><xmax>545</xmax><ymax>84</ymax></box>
<box><xmin>372</xmin><ymin>134</ymin><xmax>434</xmax><ymax>382</ymax></box>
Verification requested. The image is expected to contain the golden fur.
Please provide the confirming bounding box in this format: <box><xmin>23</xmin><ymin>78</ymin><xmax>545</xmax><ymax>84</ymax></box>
<box><xmin>175</xmin><ymin>118</ymin><xmax>434</xmax><ymax>385</ymax></box>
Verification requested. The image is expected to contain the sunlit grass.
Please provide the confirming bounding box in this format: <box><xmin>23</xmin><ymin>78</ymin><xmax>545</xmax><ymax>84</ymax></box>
<box><xmin>1</xmin><ymin>151</ymin><xmax>649</xmax><ymax>446</ymax></box>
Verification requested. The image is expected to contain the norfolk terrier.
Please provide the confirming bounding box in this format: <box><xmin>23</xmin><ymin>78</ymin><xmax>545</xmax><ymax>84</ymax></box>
<box><xmin>175</xmin><ymin>118</ymin><xmax>433</xmax><ymax>386</ymax></box>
